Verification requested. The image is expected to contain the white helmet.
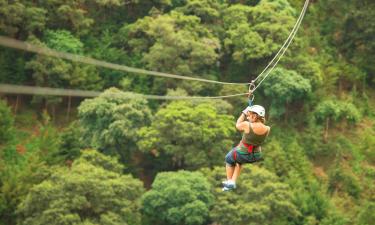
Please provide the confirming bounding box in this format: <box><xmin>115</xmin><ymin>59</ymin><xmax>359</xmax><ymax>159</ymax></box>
<box><xmin>248</xmin><ymin>105</ymin><xmax>265</xmax><ymax>117</ymax></box>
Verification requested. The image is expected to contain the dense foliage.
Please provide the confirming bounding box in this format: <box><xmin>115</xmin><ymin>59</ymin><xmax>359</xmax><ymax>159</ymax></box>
<box><xmin>0</xmin><ymin>0</ymin><xmax>374</xmax><ymax>225</ymax></box>
<box><xmin>142</xmin><ymin>170</ymin><xmax>213</xmax><ymax>225</ymax></box>
<box><xmin>202</xmin><ymin>166</ymin><xmax>300</xmax><ymax>225</ymax></box>
<box><xmin>0</xmin><ymin>99</ymin><xmax>14</xmax><ymax>144</ymax></box>
<box><xmin>78</xmin><ymin>88</ymin><xmax>151</xmax><ymax>163</ymax></box>
<box><xmin>138</xmin><ymin>100</ymin><xmax>235</xmax><ymax>169</ymax></box>
<box><xmin>17</xmin><ymin>150</ymin><xmax>144</xmax><ymax>225</ymax></box>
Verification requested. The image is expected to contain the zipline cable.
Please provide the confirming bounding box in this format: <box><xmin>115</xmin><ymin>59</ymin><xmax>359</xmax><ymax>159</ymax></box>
<box><xmin>0</xmin><ymin>1</ymin><xmax>309</xmax><ymax>102</ymax></box>
<box><xmin>251</xmin><ymin>0</ymin><xmax>309</xmax><ymax>92</ymax></box>
<box><xmin>0</xmin><ymin>84</ymin><xmax>248</xmax><ymax>100</ymax></box>
<box><xmin>0</xmin><ymin>36</ymin><xmax>245</xmax><ymax>86</ymax></box>
<box><xmin>251</xmin><ymin>0</ymin><xmax>310</xmax><ymax>85</ymax></box>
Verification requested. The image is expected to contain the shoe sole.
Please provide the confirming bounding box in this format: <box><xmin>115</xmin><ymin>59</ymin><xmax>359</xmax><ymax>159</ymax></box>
<box><xmin>222</xmin><ymin>187</ymin><xmax>233</xmax><ymax>192</ymax></box>
<box><xmin>223</xmin><ymin>183</ymin><xmax>236</xmax><ymax>189</ymax></box>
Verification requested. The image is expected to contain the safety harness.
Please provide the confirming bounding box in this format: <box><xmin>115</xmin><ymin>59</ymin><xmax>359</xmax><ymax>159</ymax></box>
<box><xmin>233</xmin><ymin>141</ymin><xmax>262</xmax><ymax>163</ymax></box>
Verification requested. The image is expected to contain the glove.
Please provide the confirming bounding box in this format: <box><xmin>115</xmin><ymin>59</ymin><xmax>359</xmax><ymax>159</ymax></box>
<box><xmin>242</xmin><ymin>106</ymin><xmax>251</xmax><ymax>115</ymax></box>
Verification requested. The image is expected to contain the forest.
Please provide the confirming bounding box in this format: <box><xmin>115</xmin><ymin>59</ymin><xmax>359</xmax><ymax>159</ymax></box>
<box><xmin>0</xmin><ymin>0</ymin><xmax>374</xmax><ymax>225</ymax></box>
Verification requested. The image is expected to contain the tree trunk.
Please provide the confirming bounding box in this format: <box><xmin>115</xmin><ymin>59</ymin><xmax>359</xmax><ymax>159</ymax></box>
<box><xmin>52</xmin><ymin>105</ymin><xmax>56</xmax><ymax>122</ymax></box>
<box><xmin>362</xmin><ymin>76</ymin><xmax>366</xmax><ymax>96</ymax></box>
<box><xmin>44</xmin><ymin>99</ymin><xmax>48</xmax><ymax>116</ymax></box>
<box><xmin>66</xmin><ymin>96</ymin><xmax>72</xmax><ymax>122</ymax></box>
<box><xmin>14</xmin><ymin>95</ymin><xmax>19</xmax><ymax>115</ymax></box>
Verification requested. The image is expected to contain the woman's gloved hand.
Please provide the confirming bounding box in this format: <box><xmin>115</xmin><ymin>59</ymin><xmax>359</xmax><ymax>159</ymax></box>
<box><xmin>242</xmin><ymin>106</ymin><xmax>251</xmax><ymax>115</ymax></box>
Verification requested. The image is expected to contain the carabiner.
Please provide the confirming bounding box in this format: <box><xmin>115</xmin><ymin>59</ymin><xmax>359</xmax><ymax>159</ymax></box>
<box><xmin>248</xmin><ymin>80</ymin><xmax>256</xmax><ymax>94</ymax></box>
<box><xmin>248</xmin><ymin>93</ymin><xmax>254</xmax><ymax>101</ymax></box>
<box><xmin>248</xmin><ymin>93</ymin><xmax>254</xmax><ymax>106</ymax></box>
<box><xmin>248</xmin><ymin>81</ymin><xmax>255</xmax><ymax>106</ymax></box>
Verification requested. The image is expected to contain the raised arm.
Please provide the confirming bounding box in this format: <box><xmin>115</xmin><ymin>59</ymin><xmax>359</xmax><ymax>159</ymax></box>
<box><xmin>236</xmin><ymin>113</ymin><xmax>248</xmax><ymax>132</ymax></box>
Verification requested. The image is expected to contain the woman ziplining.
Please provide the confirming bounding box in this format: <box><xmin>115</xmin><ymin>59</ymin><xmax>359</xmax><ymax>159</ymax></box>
<box><xmin>220</xmin><ymin>0</ymin><xmax>310</xmax><ymax>191</ymax></box>
<box><xmin>222</xmin><ymin>93</ymin><xmax>270</xmax><ymax>191</ymax></box>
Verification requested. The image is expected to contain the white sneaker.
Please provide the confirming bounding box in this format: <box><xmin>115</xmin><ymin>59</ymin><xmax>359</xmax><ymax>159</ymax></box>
<box><xmin>222</xmin><ymin>180</ymin><xmax>236</xmax><ymax>189</ymax></box>
<box><xmin>222</xmin><ymin>186</ymin><xmax>233</xmax><ymax>192</ymax></box>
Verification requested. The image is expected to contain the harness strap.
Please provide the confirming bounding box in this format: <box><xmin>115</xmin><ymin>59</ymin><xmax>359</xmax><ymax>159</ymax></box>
<box><xmin>242</xmin><ymin>141</ymin><xmax>259</xmax><ymax>162</ymax></box>
<box><xmin>233</xmin><ymin>142</ymin><xmax>259</xmax><ymax>163</ymax></box>
<box><xmin>241</xmin><ymin>141</ymin><xmax>254</xmax><ymax>153</ymax></box>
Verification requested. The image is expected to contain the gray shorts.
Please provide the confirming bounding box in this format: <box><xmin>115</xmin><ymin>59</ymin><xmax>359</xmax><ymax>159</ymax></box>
<box><xmin>225</xmin><ymin>146</ymin><xmax>263</xmax><ymax>167</ymax></box>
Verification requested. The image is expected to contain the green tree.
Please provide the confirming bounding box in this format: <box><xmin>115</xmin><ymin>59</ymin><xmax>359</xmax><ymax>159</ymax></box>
<box><xmin>0</xmin><ymin>48</ymin><xmax>27</xmax><ymax>85</ymax></box>
<box><xmin>262</xmin><ymin>67</ymin><xmax>312</xmax><ymax>120</ymax></box>
<box><xmin>125</xmin><ymin>10</ymin><xmax>220</xmax><ymax>72</ymax></box>
<box><xmin>138</xmin><ymin>100</ymin><xmax>235</xmax><ymax>169</ymax></box>
<box><xmin>27</xmin><ymin>31</ymin><xmax>102</xmax><ymax>90</ymax></box>
<box><xmin>0</xmin><ymin>113</ymin><xmax>59</xmax><ymax>225</ymax></box>
<box><xmin>223</xmin><ymin>0</ymin><xmax>295</xmax><ymax>63</ymax></box>
<box><xmin>318</xmin><ymin>0</ymin><xmax>375</xmax><ymax>87</ymax></box>
<box><xmin>263</xmin><ymin>137</ymin><xmax>312</xmax><ymax>180</ymax></box>
<box><xmin>176</xmin><ymin>0</ymin><xmax>222</xmax><ymax>24</ymax></box>
<box><xmin>85</xmin><ymin>29</ymin><xmax>148</xmax><ymax>90</ymax></box>
<box><xmin>356</xmin><ymin>201</ymin><xmax>375</xmax><ymax>225</ymax></box>
<box><xmin>0</xmin><ymin>153</ymin><xmax>50</xmax><ymax>225</ymax></box>
<box><xmin>40</xmin><ymin>0</ymin><xmax>94</xmax><ymax>36</ymax></box>
<box><xmin>57</xmin><ymin>121</ymin><xmax>84</xmax><ymax>162</ymax></box>
<box><xmin>17</xmin><ymin>150</ymin><xmax>144</xmax><ymax>225</ymax></box>
<box><xmin>328</xmin><ymin>159</ymin><xmax>361</xmax><ymax>199</ymax></box>
<box><xmin>292</xmin><ymin>180</ymin><xmax>330</xmax><ymax>224</ymax></box>
<box><xmin>260</xmin><ymin>135</ymin><xmax>330</xmax><ymax>224</ymax></box>
<box><xmin>0</xmin><ymin>1</ymin><xmax>46</xmax><ymax>37</ymax></box>
<box><xmin>320</xmin><ymin>210</ymin><xmax>349</xmax><ymax>225</ymax></box>
<box><xmin>141</xmin><ymin>170</ymin><xmax>213</xmax><ymax>225</ymax></box>
<box><xmin>0</xmin><ymin>0</ymin><xmax>25</xmax><ymax>36</ymax></box>
<box><xmin>78</xmin><ymin>88</ymin><xmax>151</xmax><ymax>164</ymax></box>
<box><xmin>359</xmin><ymin>128</ymin><xmax>375</xmax><ymax>164</ymax></box>
<box><xmin>44</xmin><ymin>29</ymin><xmax>84</xmax><ymax>53</ymax></box>
<box><xmin>26</xmin><ymin>32</ymin><xmax>102</xmax><ymax>118</ymax></box>
<box><xmin>0</xmin><ymin>99</ymin><xmax>14</xmax><ymax>144</ymax></box>
<box><xmin>30</xmin><ymin>113</ymin><xmax>62</xmax><ymax>165</ymax></box>
<box><xmin>201</xmin><ymin>166</ymin><xmax>300</xmax><ymax>225</ymax></box>
<box><xmin>314</xmin><ymin>99</ymin><xmax>361</xmax><ymax>140</ymax></box>
<box><xmin>283</xmin><ymin>53</ymin><xmax>324</xmax><ymax>89</ymax></box>
<box><xmin>123</xmin><ymin>10</ymin><xmax>220</xmax><ymax>94</ymax></box>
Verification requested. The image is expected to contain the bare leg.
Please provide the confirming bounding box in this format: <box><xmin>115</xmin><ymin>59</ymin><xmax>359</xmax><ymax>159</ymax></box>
<box><xmin>226</xmin><ymin>164</ymin><xmax>235</xmax><ymax>180</ymax></box>
<box><xmin>231</xmin><ymin>164</ymin><xmax>242</xmax><ymax>182</ymax></box>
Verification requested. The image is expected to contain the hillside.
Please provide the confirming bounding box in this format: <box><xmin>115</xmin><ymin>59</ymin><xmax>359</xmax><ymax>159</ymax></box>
<box><xmin>0</xmin><ymin>1</ymin><xmax>374</xmax><ymax>225</ymax></box>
